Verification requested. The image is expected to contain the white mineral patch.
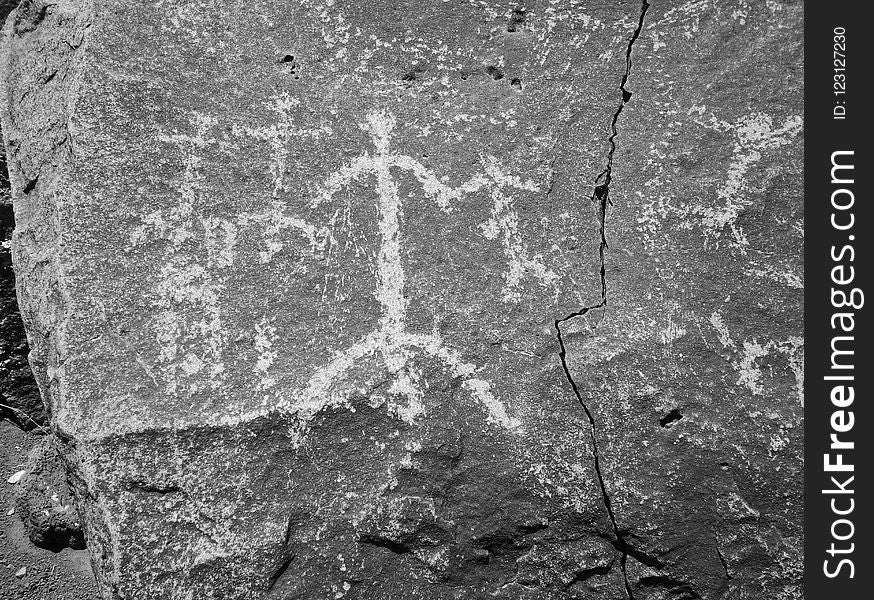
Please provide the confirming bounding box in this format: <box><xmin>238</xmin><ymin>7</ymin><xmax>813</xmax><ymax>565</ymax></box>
<box><xmin>719</xmin><ymin>491</ymin><xmax>760</xmax><ymax>520</ymax></box>
<box><xmin>709</xmin><ymin>311</ymin><xmax>735</xmax><ymax>350</ymax></box>
<box><xmin>744</xmin><ymin>260</ymin><xmax>803</xmax><ymax>289</ymax></box>
<box><xmin>735</xmin><ymin>340</ymin><xmax>770</xmax><ymax>395</ymax></box>
<box><xmin>254</xmin><ymin>318</ymin><xmax>279</xmax><ymax>391</ymax></box>
<box><xmin>708</xmin><ymin>312</ymin><xmax>803</xmax><ymax>402</ymax></box>
<box><xmin>649</xmin><ymin>0</ymin><xmax>709</xmax><ymax>40</ymax></box>
<box><xmin>659</xmin><ymin>314</ymin><xmax>686</xmax><ymax>346</ymax></box>
<box><xmin>777</xmin><ymin>336</ymin><xmax>804</xmax><ymax>405</ymax></box>
<box><xmin>691</xmin><ymin>110</ymin><xmax>802</xmax><ymax>250</ymax></box>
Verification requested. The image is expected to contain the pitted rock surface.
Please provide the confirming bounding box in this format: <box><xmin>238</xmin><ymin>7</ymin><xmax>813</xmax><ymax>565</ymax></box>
<box><xmin>0</xmin><ymin>0</ymin><xmax>802</xmax><ymax>599</ymax></box>
<box><xmin>561</xmin><ymin>2</ymin><xmax>803</xmax><ymax>599</ymax></box>
<box><xmin>14</xmin><ymin>435</ymin><xmax>86</xmax><ymax>551</ymax></box>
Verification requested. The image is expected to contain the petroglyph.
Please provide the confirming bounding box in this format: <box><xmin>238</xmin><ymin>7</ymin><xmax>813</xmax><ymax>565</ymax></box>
<box><xmin>688</xmin><ymin>108</ymin><xmax>802</xmax><ymax>249</ymax></box>
<box><xmin>268</xmin><ymin>110</ymin><xmax>523</xmax><ymax>432</ymax></box>
<box><xmin>709</xmin><ymin>310</ymin><xmax>804</xmax><ymax>403</ymax></box>
<box><xmin>135</xmin><ymin>108</ymin><xmax>542</xmax><ymax>431</ymax></box>
<box><xmin>131</xmin><ymin>114</ymin><xmax>232</xmax><ymax>397</ymax></box>
<box><xmin>254</xmin><ymin>318</ymin><xmax>279</xmax><ymax>392</ymax></box>
<box><xmin>635</xmin><ymin>108</ymin><xmax>802</xmax><ymax>254</ymax></box>
<box><xmin>474</xmin><ymin>156</ymin><xmax>558</xmax><ymax>303</ymax></box>
<box><xmin>1</xmin><ymin>0</ymin><xmax>804</xmax><ymax>597</ymax></box>
<box><xmin>232</xmin><ymin>93</ymin><xmax>336</xmax><ymax>263</ymax></box>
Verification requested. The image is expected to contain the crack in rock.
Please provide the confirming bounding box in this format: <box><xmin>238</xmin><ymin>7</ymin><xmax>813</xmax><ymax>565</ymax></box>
<box><xmin>554</xmin><ymin>2</ymin><xmax>649</xmax><ymax>599</ymax></box>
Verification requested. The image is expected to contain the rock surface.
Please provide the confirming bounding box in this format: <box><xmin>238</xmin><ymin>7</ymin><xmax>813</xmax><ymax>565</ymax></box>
<box><xmin>14</xmin><ymin>435</ymin><xmax>86</xmax><ymax>551</ymax></box>
<box><xmin>0</xmin><ymin>1</ymin><xmax>802</xmax><ymax>599</ymax></box>
<box><xmin>581</xmin><ymin>4</ymin><xmax>804</xmax><ymax>599</ymax></box>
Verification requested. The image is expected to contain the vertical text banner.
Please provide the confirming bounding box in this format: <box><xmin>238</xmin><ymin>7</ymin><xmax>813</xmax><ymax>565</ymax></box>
<box><xmin>805</xmin><ymin>2</ymin><xmax>871</xmax><ymax>596</ymax></box>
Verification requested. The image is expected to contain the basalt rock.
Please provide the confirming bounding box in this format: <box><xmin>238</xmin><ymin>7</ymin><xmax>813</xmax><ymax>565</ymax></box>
<box><xmin>15</xmin><ymin>435</ymin><xmax>86</xmax><ymax>551</ymax></box>
<box><xmin>561</xmin><ymin>2</ymin><xmax>804</xmax><ymax>599</ymax></box>
<box><xmin>0</xmin><ymin>1</ymin><xmax>802</xmax><ymax>599</ymax></box>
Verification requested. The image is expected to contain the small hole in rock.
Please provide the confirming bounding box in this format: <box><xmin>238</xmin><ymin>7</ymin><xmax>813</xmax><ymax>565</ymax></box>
<box><xmin>594</xmin><ymin>183</ymin><xmax>609</xmax><ymax>201</ymax></box>
<box><xmin>485</xmin><ymin>66</ymin><xmax>504</xmax><ymax>80</ymax></box>
<box><xmin>402</xmin><ymin>64</ymin><xmax>427</xmax><ymax>83</ymax></box>
<box><xmin>510</xmin><ymin>78</ymin><xmax>522</xmax><ymax>90</ymax></box>
<box><xmin>622</xmin><ymin>90</ymin><xmax>632</xmax><ymax>103</ymax></box>
<box><xmin>507</xmin><ymin>7</ymin><xmax>527</xmax><ymax>32</ymax></box>
<box><xmin>278</xmin><ymin>55</ymin><xmax>301</xmax><ymax>80</ymax></box>
<box><xmin>22</xmin><ymin>176</ymin><xmax>38</xmax><ymax>194</ymax></box>
<box><xmin>659</xmin><ymin>409</ymin><xmax>683</xmax><ymax>428</ymax></box>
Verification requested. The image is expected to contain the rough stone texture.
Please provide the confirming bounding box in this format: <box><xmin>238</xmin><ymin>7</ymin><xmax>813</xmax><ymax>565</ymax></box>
<box><xmin>0</xmin><ymin>1</ymin><xmax>802</xmax><ymax>599</ymax></box>
<box><xmin>560</xmin><ymin>2</ymin><xmax>803</xmax><ymax>599</ymax></box>
<box><xmin>15</xmin><ymin>435</ymin><xmax>86</xmax><ymax>551</ymax></box>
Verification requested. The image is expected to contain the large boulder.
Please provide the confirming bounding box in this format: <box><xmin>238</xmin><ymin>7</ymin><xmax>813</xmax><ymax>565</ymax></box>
<box><xmin>0</xmin><ymin>0</ymin><xmax>802</xmax><ymax>599</ymax></box>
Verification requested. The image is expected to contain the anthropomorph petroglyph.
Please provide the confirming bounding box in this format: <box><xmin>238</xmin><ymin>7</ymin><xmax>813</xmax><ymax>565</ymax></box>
<box><xmin>231</xmin><ymin>92</ymin><xmax>336</xmax><ymax>264</ymax></box>
<box><xmin>474</xmin><ymin>156</ymin><xmax>557</xmax><ymax>303</ymax></box>
<box><xmin>131</xmin><ymin>114</ymin><xmax>232</xmax><ymax>397</ymax></box>
<box><xmin>135</xmin><ymin>106</ymin><xmax>565</xmax><ymax>431</ymax></box>
<box><xmin>274</xmin><ymin>110</ymin><xmax>523</xmax><ymax>431</ymax></box>
<box><xmin>635</xmin><ymin>108</ymin><xmax>802</xmax><ymax>255</ymax></box>
<box><xmin>688</xmin><ymin>108</ymin><xmax>802</xmax><ymax>250</ymax></box>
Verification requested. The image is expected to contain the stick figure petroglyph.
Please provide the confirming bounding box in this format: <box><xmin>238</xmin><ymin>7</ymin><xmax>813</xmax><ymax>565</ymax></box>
<box><xmin>131</xmin><ymin>114</ymin><xmax>232</xmax><ymax>396</ymax></box>
<box><xmin>473</xmin><ymin>157</ymin><xmax>558</xmax><ymax>303</ymax></box>
<box><xmin>688</xmin><ymin>108</ymin><xmax>802</xmax><ymax>250</ymax></box>
<box><xmin>137</xmin><ymin>104</ymin><xmax>564</xmax><ymax>432</ymax></box>
<box><xmin>132</xmin><ymin>102</ymin><xmax>336</xmax><ymax>398</ymax></box>
<box><xmin>232</xmin><ymin>93</ymin><xmax>336</xmax><ymax>264</ymax></box>
<box><xmin>274</xmin><ymin>110</ymin><xmax>523</xmax><ymax>431</ymax></box>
